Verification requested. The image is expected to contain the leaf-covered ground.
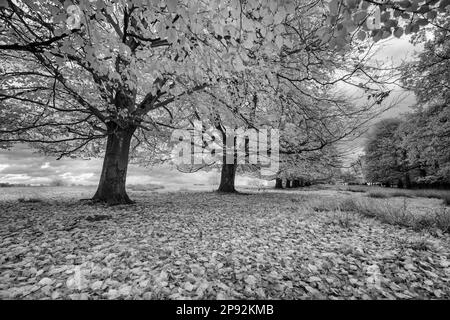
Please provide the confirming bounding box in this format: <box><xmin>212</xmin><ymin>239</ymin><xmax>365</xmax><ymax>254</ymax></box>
<box><xmin>1</xmin><ymin>189</ymin><xmax>449</xmax><ymax>299</ymax></box>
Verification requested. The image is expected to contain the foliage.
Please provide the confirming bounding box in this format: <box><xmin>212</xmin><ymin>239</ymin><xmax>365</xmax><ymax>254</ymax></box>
<box><xmin>276</xmin><ymin>146</ymin><xmax>343</xmax><ymax>184</ymax></box>
<box><xmin>363</xmin><ymin>102</ymin><xmax>450</xmax><ymax>187</ymax></box>
<box><xmin>401</xmin><ymin>17</ymin><xmax>450</xmax><ymax>105</ymax></box>
<box><xmin>364</xmin><ymin>118</ymin><xmax>408</xmax><ymax>185</ymax></box>
<box><xmin>398</xmin><ymin>104</ymin><xmax>450</xmax><ymax>185</ymax></box>
<box><xmin>322</xmin><ymin>0</ymin><xmax>449</xmax><ymax>47</ymax></box>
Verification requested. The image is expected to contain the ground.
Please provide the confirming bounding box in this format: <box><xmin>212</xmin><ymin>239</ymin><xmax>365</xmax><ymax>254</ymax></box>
<box><xmin>0</xmin><ymin>186</ymin><xmax>449</xmax><ymax>299</ymax></box>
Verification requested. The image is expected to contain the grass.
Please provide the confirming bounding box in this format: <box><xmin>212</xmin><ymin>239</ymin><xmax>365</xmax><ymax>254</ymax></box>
<box><xmin>127</xmin><ymin>184</ymin><xmax>164</xmax><ymax>192</ymax></box>
<box><xmin>335</xmin><ymin>197</ymin><xmax>450</xmax><ymax>233</ymax></box>
<box><xmin>356</xmin><ymin>187</ymin><xmax>450</xmax><ymax>206</ymax></box>
<box><xmin>367</xmin><ymin>192</ymin><xmax>389</xmax><ymax>199</ymax></box>
<box><xmin>345</xmin><ymin>186</ymin><xmax>369</xmax><ymax>193</ymax></box>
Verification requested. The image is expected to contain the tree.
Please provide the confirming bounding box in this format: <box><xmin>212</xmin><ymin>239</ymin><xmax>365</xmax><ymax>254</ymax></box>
<box><xmin>396</xmin><ymin>16</ymin><xmax>450</xmax><ymax>186</ymax></box>
<box><xmin>364</xmin><ymin>118</ymin><xmax>409</xmax><ymax>186</ymax></box>
<box><xmin>398</xmin><ymin>104</ymin><xmax>450</xmax><ymax>186</ymax></box>
<box><xmin>275</xmin><ymin>177</ymin><xmax>283</xmax><ymax>188</ymax></box>
<box><xmin>276</xmin><ymin>146</ymin><xmax>343</xmax><ymax>187</ymax></box>
<box><xmin>362</xmin><ymin>109</ymin><xmax>450</xmax><ymax>188</ymax></box>
<box><xmin>2</xmin><ymin>0</ymin><xmax>445</xmax><ymax>203</ymax></box>
<box><xmin>0</xmin><ymin>0</ymin><xmax>293</xmax><ymax>203</ymax></box>
<box><xmin>346</xmin><ymin>154</ymin><xmax>366</xmax><ymax>184</ymax></box>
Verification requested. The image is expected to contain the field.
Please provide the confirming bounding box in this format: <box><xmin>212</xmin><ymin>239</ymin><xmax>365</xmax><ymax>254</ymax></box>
<box><xmin>1</xmin><ymin>185</ymin><xmax>449</xmax><ymax>299</ymax></box>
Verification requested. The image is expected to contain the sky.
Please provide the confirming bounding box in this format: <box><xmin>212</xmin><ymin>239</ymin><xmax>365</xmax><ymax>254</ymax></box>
<box><xmin>0</xmin><ymin>37</ymin><xmax>422</xmax><ymax>186</ymax></box>
<box><xmin>372</xmin><ymin>36</ymin><xmax>421</xmax><ymax>117</ymax></box>
<box><xmin>0</xmin><ymin>144</ymin><xmax>263</xmax><ymax>187</ymax></box>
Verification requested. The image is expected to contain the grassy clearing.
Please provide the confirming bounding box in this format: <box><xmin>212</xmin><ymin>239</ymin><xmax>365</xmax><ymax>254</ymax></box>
<box><xmin>339</xmin><ymin>185</ymin><xmax>450</xmax><ymax>207</ymax></box>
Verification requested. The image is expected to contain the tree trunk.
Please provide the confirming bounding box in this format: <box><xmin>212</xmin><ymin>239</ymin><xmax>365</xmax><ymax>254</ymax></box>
<box><xmin>285</xmin><ymin>179</ymin><xmax>292</xmax><ymax>188</ymax></box>
<box><xmin>275</xmin><ymin>178</ymin><xmax>283</xmax><ymax>189</ymax></box>
<box><xmin>218</xmin><ymin>162</ymin><xmax>237</xmax><ymax>193</ymax></box>
<box><xmin>404</xmin><ymin>173</ymin><xmax>411</xmax><ymax>189</ymax></box>
<box><xmin>93</xmin><ymin>123</ymin><xmax>136</xmax><ymax>205</ymax></box>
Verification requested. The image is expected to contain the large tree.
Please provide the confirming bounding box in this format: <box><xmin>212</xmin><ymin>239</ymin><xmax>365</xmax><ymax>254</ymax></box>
<box><xmin>0</xmin><ymin>0</ymin><xmax>294</xmax><ymax>203</ymax></box>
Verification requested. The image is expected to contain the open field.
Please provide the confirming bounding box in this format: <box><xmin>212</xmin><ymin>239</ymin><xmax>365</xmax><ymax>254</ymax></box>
<box><xmin>1</xmin><ymin>186</ymin><xmax>449</xmax><ymax>299</ymax></box>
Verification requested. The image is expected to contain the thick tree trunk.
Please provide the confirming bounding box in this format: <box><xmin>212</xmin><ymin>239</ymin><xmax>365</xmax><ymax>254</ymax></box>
<box><xmin>292</xmin><ymin>180</ymin><xmax>300</xmax><ymax>188</ymax></box>
<box><xmin>218</xmin><ymin>162</ymin><xmax>237</xmax><ymax>193</ymax></box>
<box><xmin>92</xmin><ymin>123</ymin><xmax>136</xmax><ymax>205</ymax></box>
<box><xmin>275</xmin><ymin>178</ymin><xmax>283</xmax><ymax>189</ymax></box>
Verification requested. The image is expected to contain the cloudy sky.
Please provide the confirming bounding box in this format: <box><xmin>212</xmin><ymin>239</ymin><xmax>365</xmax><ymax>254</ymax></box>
<box><xmin>0</xmin><ymin>144</ymin><xmax>224</xmax><ymax>186</ymax></box>
<box><xmin>0</xmin><ymin>144</ymin><xmax>265</xmax><ymax>187</ymax></box>
<box><xmin>0</xmin><ymin>37</ymin><xmax>421</xmax><ymax>186</ymax></box>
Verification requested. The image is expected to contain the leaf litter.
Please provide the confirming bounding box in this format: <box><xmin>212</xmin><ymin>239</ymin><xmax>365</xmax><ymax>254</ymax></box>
<box><xmin>0</xmin><ymin>191</ymin><xmax>449</xmax><ymax>299</ymax></box>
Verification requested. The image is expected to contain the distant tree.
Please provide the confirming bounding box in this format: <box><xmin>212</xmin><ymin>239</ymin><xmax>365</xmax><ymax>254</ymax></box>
<box><xmin>364</xmin><ymin>118</ymin><xmax>411</xmax><ymax>187</ymax></box>
<box><xmin>398</xmin><ymin>17</ymin><xmax>450</xmax><ymax>186</ymax></box>
<box><xmin>276</xmin><ymin>146</ymin><xmax>343</xmax><ymax>187</ymax></box>
<box><xmin>363</xmin><ymin>106</ymin><xmax>450</xmax><ymax>188</ymax></box>
<box><xmin>399</xmin><ymin>104</ymin><xmax>450</xmax><ymax>186</ymax></box>
<box><xmin>49</xmin><ymin>178</ymin><xmax>67</xmax><ymax>187</ymax></box>
<box><xmin>345</xmin><ymin>154</ymin><xmax>366</xmax><ymax>184</ymax></box>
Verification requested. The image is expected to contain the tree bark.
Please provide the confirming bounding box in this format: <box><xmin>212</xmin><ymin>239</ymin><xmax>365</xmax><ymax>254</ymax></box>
<box><xmin>218</xmin><ymin>162</ymin><xmax>237</xmax><ymax>193</ymax></box>
<box><xmin>285</xmin><ymin>179</ymin><xmax>292</xmax><ymax>188</ymax></box>
<box><xmin>92</xmin><ymin>123</ymin><xmax>136</xmax><ymax>205</ymax></box>
<box><xmin>275</xmin><ymin>178</ymin><xmax>283</xmax><ymax>189</ymax></box>
<box><xmin>404</xmin><ymin>173</ymin><xmax>411</xmax><ymax>189</ymax></box>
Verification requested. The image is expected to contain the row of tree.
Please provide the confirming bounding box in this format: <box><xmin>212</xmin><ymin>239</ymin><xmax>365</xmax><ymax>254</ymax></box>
<box><xmin>363</xmin><ymin>105</ymin><xmax>449</xmax><ymax>188</ymax></box>
<box><xmin>362</xmin><ymin>16</ymin><xmax>449</xmax><ymax>188</ymax></box>
<box><xmin>1</xmin><ymin>0</ymin><xmax>448</xmax><ymax>203</ymax></box>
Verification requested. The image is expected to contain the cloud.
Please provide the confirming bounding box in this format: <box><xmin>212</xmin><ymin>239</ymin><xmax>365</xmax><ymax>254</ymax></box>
<box><xmin>0</xmin><ymin>144</ymin><xmax>229</xmax><ymax>187</ymax></box>
<box><xmin>41</xmin><ymin>162</ymin><xmax>51</xmax><ymax>169</ymax></box>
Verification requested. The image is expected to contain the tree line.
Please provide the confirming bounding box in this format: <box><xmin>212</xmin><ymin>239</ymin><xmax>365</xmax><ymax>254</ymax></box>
<box><xmin>360</xmin><ymin>16</ymin><xmax>449</xmax><ymax>188</ymax></box>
